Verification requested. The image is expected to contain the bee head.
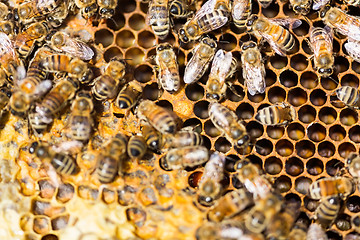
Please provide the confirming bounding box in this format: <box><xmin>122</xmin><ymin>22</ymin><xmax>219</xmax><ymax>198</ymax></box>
<box><xmin>294</xmin><ymin>5</ymin><xmax>310</xmax><ymax>15</ymax></box>
<box><xmin>247</xmin><ymin>15</ymin><xmax>258</xmax><ymax>27</ymax></box>
<box><xmin>236</xmin><ymin>135</ymin><xmax>250</xmax><ymax>148</ymax></box>
<box><xmin>179</xmin><ymin>28</ymin><xmax>189</xmax><ymax>43</ymax></box>
<box><xmin>241</xmin><ymin>41</ymin><xmax>257</xmax><ymax>51</ymax></box>
<box><xmin>318</xmin><ymin>67</ymin><xmax>333</xmax><ymax>77</ymax></box>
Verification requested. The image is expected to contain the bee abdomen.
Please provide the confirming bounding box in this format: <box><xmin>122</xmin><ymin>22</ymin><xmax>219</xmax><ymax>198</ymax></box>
<box><xmin>128</xmin><ymin>135</ymin><xmax>147</xmax><ymax>159</ymax></box>
<box><xmin>96</xmin><ymin>156</ymin><xmax>118</xmax><ymax>183</ymax></box>
<box><xmin>92</xmin><ymin>75</ymin><xmax>118</xmax><ymax>101</ymax></box>
<box><xmin>51</xmin><ymin>153</ymin><xmax>78</xmax><ymax>175</ymax></box>
<box><xmin>315</xmin><ymin>196</ymin><xmax>340</xmax><ymax>228</ymax></box>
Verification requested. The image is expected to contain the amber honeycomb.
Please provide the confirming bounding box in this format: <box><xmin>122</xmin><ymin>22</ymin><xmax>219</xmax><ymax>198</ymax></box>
<box><xmin>1</xmin><ymin>0</ymin><xmax>360</xmax><ymax>239</ymax></box>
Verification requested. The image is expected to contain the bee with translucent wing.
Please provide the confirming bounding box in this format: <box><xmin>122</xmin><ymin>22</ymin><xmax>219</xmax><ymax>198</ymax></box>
<box><xmin>308</xmin><ymin>176</ymin><xmax>355</xmax><ymax>200</ymax></box>
<box><xmin>309</xmin><ymin>26</ymin><xmax>334</xmax><ymax>77</ymax></box>
<box><xmin>184</xmin><ymin>36</ymin><xmax>217</xmax><ymax>84</ymax></box>
<box><xmin>247</xmin><ymin>15</ymin><xmax>302</xmax><ymax>56</ymax></box>
<box><xmin>255</xmin><ymin>102</ymin><xmax>296</xmax><ymax>126</ymax></box>
<box><xmin>146</xmin><ymin>0</ymin><xmax>170</xmax><ymax>40</ymax></box>
<box><xmin>321</xmin><ymin>6</ymin><xmax>360</xmax><ymax>42</ymax></box>
<box><xmin>306</xmin><ymin>223</ymin><xmax>328</xmax><ymax>240</ymax></box>
<box><xmin>75</xmin><ymin>0</ymin><xmax>98</xmax><ymax>19</ymax></box>
<box><xmin>198</xmin><ymin>152</ymin><xmax>225</xmax><ymax>205</ymax></box>
<box><xmin>314</xmin><ymin>196</ymin><xmax>341</xmax><ymax>228</ymax></box>
<box><xmin>178</xmin><ymin>0</ymin><xmax>231</xmax><ymax>43</ymax></box>
<box><xmin>232</xmin><ymin>0</ymin><xmax>252</xmax><ymax>29</ymax></box>
<box><xmin>241</xmin><ymin>41</ymin><xmax>266</xmax><ymax>96</ymax></box>
<box><xmin>206</xmin><ymin>49</ymin><xmax>235</xmax><ymax>101</ymax></box>
<box><xmin>114</xmin><ymin>80</ymin><xmax>142</xmax><ymax>111</ymax></box>
<box><xmin>0</xmin><ymin>3</ymin><xmax>15</xmax><ymax>36</ymax></box>
<box><xmin>335</xmin><ymin>86</ymin><xmax>360</xmax><ymax>109</ymax></box>
<box><xmin>163</xmin><ymin>130</ymin><xmax>202</xmax><ymax>149</ymax></box>
<box><xmin>344</xmin><ymin>38</ymin><xmax>360</xmax><ymax>63</ymax></box>
<box><xmin>312</xmin><ymin>0</ymin><xmax>329</xmax><ymax>10</ymax></box>
<box><xmin>160</xmin><ymin>146</ymin><xmax>209</xmax><ymax>170</ymax></box>
<box><xmin>16</xmin><ymin>0</ymin><xmax>61</xmax><ymax>24</ymax></box>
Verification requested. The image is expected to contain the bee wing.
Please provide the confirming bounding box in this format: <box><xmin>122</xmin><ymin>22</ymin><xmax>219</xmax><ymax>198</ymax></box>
<box><xmin>0</xmin><ymin>32</ymin><xmax>16</xmax><ymax>62</ymax></box>
<box><xmin>232</xmin><ymin>0</ymin><xmax>249</xmax><ymax>20</ymax></box>
<box><xmin>197</xmin><ymin>9</ymin><xmax>229</xmax><ymax>33</ymax></box>
<box><xmin>194</xmin><ymin>0</ymin><xmax>217</xmax><ymax>19</ymax></box>
<box><xmin>210</xmin><ymin>50</ymin><xmax>233</xmax><ymax>82</ymax></box>
<box><xmin>345</xmin><ymin>40</ymin><xmax>360</xmax><ymax>62</ymax></box>
<box><xmin>259</xmin><ymin>31</ymin><xmax>286</xmax><ymax>56</ymax></box>
<box><xmin>323</xmin><ymin>25</ymin><xmax>334</xmax><ymax>47</ymax></box>
<box><xmin>52</xmin><ymin>140</ymin><xmax>83</xmax><ymax>155</ymax></box>
<box><xmin>269</xmin><ymin>18</ymin><xmax>302</xmax><ymax>29</ymax></box>
<box><xmin>184</xmin><ymin>45</ymin><xmax>207</xmax><ymax>84</ymax></box>
<box><xmin>312</xmin><ymin>0</ymin><xmax>329</xmax><ymax>10</ymax></box>
<box><xmin>33</xmin><ymin>80</ymin><xmax>53</xmax><ymax>97</ymax></box>
<box><xmin>59</xmin><ymin>37</ymin><xmax>94</xmax><ymax>61</ymax></box>
<box><xmin>243</xmin><ymin>61</ymin><xmax>266</xmax><ymax>96</ymax></box>
<box><xmin>200</xmin><ymin>151</ymin><xmax>225</xmax><ymax>182</ymax></box>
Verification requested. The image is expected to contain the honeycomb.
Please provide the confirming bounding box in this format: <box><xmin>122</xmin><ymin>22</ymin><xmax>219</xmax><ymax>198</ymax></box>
<box><xmin>1</xmin><ymin>0</ymin><xmax>360</xmax><ymax>239</ymax></box>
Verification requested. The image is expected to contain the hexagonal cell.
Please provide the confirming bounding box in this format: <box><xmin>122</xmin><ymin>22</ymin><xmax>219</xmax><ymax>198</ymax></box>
<box><xmin>295</xmin><ymin>177</ymin><xmax>312</xmax><ymax>194</ymax></box>
<box><xmin>138</xmin><ymin>31</ymin><xmax>156</xmax><ymax>49</ymax></box>
<box><xmin>280</xmin><ymin>70</ymin><xmax>298</xmax><ymax>88</ymax></box>
<box><xmin>225</xmin><ymin>154</ymin><xmax>240</xmax><ymax>172</ymax></box>
<box><xmin>104</xmin><ymin>47</ymin><xmax>123</xmax><ymax>62</ymax></box>
<box><xmin>248</xmin><ymin>92</ymin><xmax>265</xmax><ymax>103</ymax></box>
<box><xmin>204</xmin><ymin>120</ymin><xmax>221</xmax><ymax>138</ymax></box>
<box><xmin>143</xmin><ymin>83</ymin><xmax>161</xmax><ymax>100</ymax></box>
<box><xmin>33</xmin><ymin>216</ymin><xmax>50</xmax><ymax>234</ymax></box>
<box><xmin>38</xmin><ymin>179</ymin><xmax>56</xmax><ymax>199</ymax></box>
<box><xmin>326</xmin><ymin>159</ymin><xmax>344</xmax><ymax>176</ymax></box>
<box><xmin>287</xmin><ymin>123</ymin><xmax>305</xmax><ymax>140</ymax></box>
<box><xmin>341</xmin><ymin>74</ymin><xmax>359</xmax><ymax>88</ymax></box>
<box><xmin>290</xmin><ymin>54</ymin><xmax>308</xmax><ymax>71</ymax></box>
<box><xmin>107</xmin><ymin>13</ymin><xmax>125</xmax><ymax>31</ymax></box>
<box><xmin>276</xmin><ymin>139</ymin><xmax>294</xmax><ymax>157</ymax></box>
<box><xmin>305</xmin><ymin>159</ymin><xmax>323</xmax><ymax>177</ymax></box>
<box><xmin>288</xmin><ymin>88</ymin><xmax>307</xmax><ymax>106</ymax></box>
<box><xmin>217</xmin><ymin>33</ymin><xmax>237</xmax><ymax>51</ymax></box>
<box><xmin>270</xmin><ymin>55</ymin><xmax>288</xmax><ymax>69</ymax></box>
<box><xmin>118</xmin><ymin>0</ymin><xmax>136</xmax><ymax>13</ymax></box>
<box><xmin>262</xmin><ymin>1</ymin><xmax>279</xmax><ymax>17</ymax></box>
<box><xmin>185</xmin><ymin>83</ymin><xmax>204</xmax><ymax>101</ymax></box>
<box><xmin>215</xmin><ymin>137</ymin><xmax>231</xmax><ymax>153</ymax></box>
<box><xmin>274</xmin><ymin>175</ymin><xmax>292</xmax><ymax>193</ymax></box>
<box><xmin>296</xmin><ymin>140</ymin><xmax>315</xmax><ymax>159</ymax></box>
<box><xmin>268</xmin><ymin>86</ymin><xmax>286</xmax><ymax>104</ymax></box>
<box><xmin>326</xmin><ymin>230</ymin><xmax>342</xmax><ymax>240</ymax></box>
<box><xmin>334</xmin><ymin>56</ymin><xmax>350</xmax><ymax>74</ymax></box>
<box><xmin>95</xmin><ymin>29</ymin><xmax>114</xmax><ymax>48</ymax></box>
<box><xmin>193</xmin><ymin>101</ymin><xmax>209</xmax><ymax>119</ymax></box>
<box><xmin>247</xmin><ymin>121</ymin><xmax>264</xmax><ymax>139</ymax></box>
<box><xmin>255</xmin><ymin>139</ymin><xmax>273</xmax><ymax>156</ymax></box>
<box><xmin>298</xmin><ymin>105</ymin><xmax>316</xmax><ymax>123</ymax></box>
<box><xmin>125</xmin><ymin>47</ymin><xmax>145</xmax><ymax>66</ymax></box>
<box><xmin>307</xmin><ymin>123</ymin><xmax>326</xmax><ymax>142</ymax></box>
<box><xmin>300</xmin><ymin>71</ymin><xmax>318</xmax><ymax>89</ymax></box>
<box><xmin>340</xmin><ymin>108</ymin><xmax>358</xmax><ymax>126</ymax></box>
<box><xmin>329</xmin><ymin>125</ymin><xmax>346</xmax><ymax>141</ymax></box>
<box><xmin>310</xmin><ymin>89</ymin><xmax>326</xmax><ymax>106</ymax></box>
<box><xmin>188</xmin><ymin>171</ymin><xmax>203</xmax><ymax>188</ymax></box>
<box><xmin>318</xmin><ymin>141</ymin><xmax>336</xmax><ymax>158</ymax></box>
<box><xmin>56</xmin><ymin>183</ymin><xmax>75</xmax><ymax>203</ymax></box>
<box><xmin>102</xmin><ymin>188</ymin><xmax>116</xmax><ymax>204</ymax></box>
<box><xmin>304</xmin><ymin>196</ymin><xmax>320</xmax><ymax>212</ymax></box>
<box><xmin>265</xmin><ymin>69</ymin><xmax>277</xmax><ymax>87</ymax></box>
<box><xmin>51</xmin><ymin>215</ymin><xmax>69</xmax><ymax>230</ymax></box>
<box><xmin>347</xmin><ymin>196</ymin><xmax>360</xmax><ymax>213</ymax></box>
<box><xmin>293</xmin><ymin>19</ymin><xmax>310</xmax><ymax>37</ymax></box>
<box><xmin>267</xmin><ymin>126</ymin><xmax>284</xmax><ymax>139</ymax></box>
<box><xmin>41</xmin><ymin>234</ymin><xmax>58</xmax><ymax>240</ymax></box>
<box><xmin>338</xmin><ymin>142</ymin><xmax>356</xmax><ymax>158</ymax></box>
<box><xmin>349</xmin><ymin>125</ymin><xmax>360</xmax><ymax>143</ymax></box>
<box><xmin>319</xmin><ymin>107</ymin><xmax>337</xmax><ymax>125</ymax></box>
<box><xmin>286</xmin><ymin>157</ymin><xmax>304</xmax><ymax>176</ymax></box>
<box><xmin>264</xmin><ymin>157</ymin><xmax>283</xmax><ymax>175</ymax></box>
<box><xmin>335</xmin><ymin>214</ymin><xmax>352</xmax><ymax>231</ymax></box>
<box><xmin>129</xmin><ymin>14</ymin><xmax>145</xmax><ymax>31</ymax></box>
<box><xmin>156</xmin><ymin>100</ymin><xmax>173</xmax><ymax>111</ymax></box>
<box><xmin>134</xmin><ymin>64</ymin><xmax>153</xmax><ymax>83</ymax></box>
<box><xmin>226</xmin><ymin>85</ymin><xmax>245</xmax><ymax>102</ymax></box>
<box><xmin>353</xmin><ymin>61</ymin><xmax>360</xmax><ymax>74</ymax></box>
<box><xmin>236</xmin><ymin>102</ymin><xmax>254</xmax><ymax>120</ymax></box>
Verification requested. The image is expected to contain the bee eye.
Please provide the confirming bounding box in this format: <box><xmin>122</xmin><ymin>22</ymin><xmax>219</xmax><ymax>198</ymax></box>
<box><xmin>249</xmin><ymin>42</ymin><xmax>256</xmax><ymax>48</ymax></box>
<box><xmin>29</xmin><ymin>142</ymin><xmax>39</xmax><ymax>154</ymax></box>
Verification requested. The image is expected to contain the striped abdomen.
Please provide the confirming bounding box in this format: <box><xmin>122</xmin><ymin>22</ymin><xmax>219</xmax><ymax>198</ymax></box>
<box><xmin>41</xmin><ymin>54</ymin><xmax>71</xmax><ymax>73</ymax></box>
<box><xmin>51</xmin><ymin>153</ymin><xmax>78</xmax><ymax>175</ymax></box>
<box><xmin>19</xmin><ymin>64</ymin><xmax>47</xmax><ymax>94</ymax></box>
<box><xmin>70</xmin><ymin>115</ymin><xmax>92</xmax><ymax>142</ymax></box>
<box><xmin>232</xmin><ymin>0</ymin><xmax>251</xmax><ymax>29</ymax></box>
<box><xmin>141</xmin><ymin>105</ymin><xmax>177</xmax><ymax>134</ymax></box>
<box><xmin>127</xmin><ymin>135</ymin><xmax>147</xmax><ymax>159</ymax></box>
<box><xmin>167</xmin><ymin>131</ymin><xmax>202</xmax><ymax>148</ymax></box>
<box><xmin>142</xmin><ymin>124</ymin><xmax>161</xmax><ymax>151</ymax></box>
<box><xmin>197</xmin><ymin>9</ymin><xmax>229</xmax><ymax>33</ymax></box>
<box><xmin>255</xmin><ymin>105</ymin><xmax>283</xmax><ymax>125</ymax></box>
<box><xmin>344</xmin><ymin>0</ymin><xmax>360</xmax><ymax>6</ymax></box>
<box><xmin>96</xmin><ymin>156</ymin><xmax>118</xmax><ymax>183</ymax></box>
<box><xmin>315</xmin><ymin>196</ymin><xmax>340</xmax><ymax>228</ymax></box>
<box><xmin>115</xmin><ymin>81</ymin><xmax>142</xmax><ymax>109</ymax></box>
<box><xmin>336</xmin><ymin>86</ymin><xmax>360</xmax><ymax>108</ymax></box>
<box><xmin>28</xmin><ymin>111</ymin><xmax>48</xmax><ymax>135</ymax></box>
<box><xmin>268</xmin><ymin>24</ymin><xmax>295</xmax><ymax>53</ymax></box>
<box><xmin>92</xmin><ymin>75</ymin><xmax>118</xmax><ymax>101</ymax></box>
<box><xmin>148</xmin><ymin>2</ymin><xmax>169</xmax><ymax>39</ymax></box>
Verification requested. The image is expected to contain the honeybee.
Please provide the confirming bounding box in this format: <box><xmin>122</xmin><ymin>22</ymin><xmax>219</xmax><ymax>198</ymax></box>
<box><xmin>0</xmin><ymin>86</ymin><xmax>11</xmax><ymax>118</ymax></box>
<box><xmin>344</xmin><ymin>38</ymin><xmax>360</xmax><ymax>63</ymax></box>
<box><xmin>75</xmin><ymin>0</ymin><xmax>98</xmax><ymax>19</ymax></box>
<box><xmin>346</xmin><ymin>153</ymin><xmax>360</xmax><ymax>178</ymax></box>
<box><xmin>40</xmin><ymin>54</ymin><xmax>93</xmax><ymax>84</ymax></box>
<box><xmin>314</xmin><ymin>196</ymin><xmax>340</xmax><ymax>228</ymax></box>
<box><xmin>92</xmin><ymin>59</ymin><xmax>126</xmax><ymax>101</ymax></box>
<box><xmin>206</xmin><ymin>50</ymin><xmax>236</xmax><ymax>101</ymax></box>
<box><xmin>97</xmin><ymin>0</ymin><xmax>117</xmax><ymax>18</ymax></box>
<box><xmin>68</xmin><ymin>91</ymin><xmax>94</xmax><ymax>142</ymax></box>
<box><xmin>16</xmin><ymin>0</ymin><xmax>61</xmax><ymax>24</ymax></box>
<box><xmin>114</xmin><ymin>80</ymin><xmax>142</xmax><ymax>110</ymax></box>
<box><xmin>335</xmin><ymin>86</ymin><xmax>360</xmax><ymax>109</ymax></box>
<box><xmin>155</xmin><ymin>43</ymin><xmax>180</xmax><ymax>93</ymax></box>
<box><xmin>288</xmin><ymin>216</ymin><xmax>309</xmax><ymax>240</ymax></box>
<box><xmin>14</xmin><ymin>21</ymin><xmax>49</xmax><ymax>58</ymax></box>
<box><xmin>0</xmin><ymin>3</ymin><xmax>9</xmax><ymax>21</ymax></box>
<box><xmin>35</xmin><ymin>77</ymin><xmax>79</xmax><ymax>122</ymax></box>
<box><xmin>50</xmin><ymin>31</ymin><xmax>94</xmax><ymax>61</ymax></box>
<box><xmin>137</xmin><ymin>100</ymin><xmax>179</xmax><ymax>134</ymax></box>
<box><xmin>321</xmin><ymin>7</ymin><xmax>360</xmax><ymax>42</ymax></box>
<box><xmin>245</xmin><ymin>193</ymin><xmax>283</xmax><ymax>233</ymax></box>
<box><xmin>234</xmin><ymin>159</ymin><xmax>272</xmax><ymax>199</ymax></box>
<box><xmin>163</xmin><ymin>130</ymin><xmax>202</xmax><ymax>149</ymax></box>
<box><xmin>247</xmin><ymin>15</ymin><xmax>301</xmax><ymax>56</ymax></box>
<box><xmin>308</xmin><ymin>177</ymin><xmax>355</xmax><ymax>200</ymax></box>
<box><xmin>184</xmin><ymin>36</ymin><xmax>217</xmax><ymax>84</ymax></box>
<box><xmin>127</xmin><ymin>135</ymin><xmax>147</xmax><ymax>159</ymax></box>
<box><xmin>241</xmin><ymin>41</ymin><xmax>266</xmax><ymax>96</ymax></box>
<box><xmin>46</xmin><ymin>1</ymin><xmax>70</xmax><ymax>28</ymax></box>
<box><xmin>178</xmin><ymin>0</ymin><xmax>231</xmax><ymax>43</ymax></box>
<box><xmin>207</xmin><ymin>188</ymin><xmax>254</xmax><ymax>222</ymax></box>
<box><xmin>208</xmin><ymin>102</ymin><xmax>249</xmax><ymax>149</ymax></box>
<box><xmin>28</xmin><ymin>108</ymin><xmax>51</xmax><ymax>135</ymax></box>
<box><xmin>198</xmin><ymin>152</ymin><xmax>225</xmax><ymax>205</ymax></box>
<box><xmin>255</xmin><ymin>102</ymin><xmax>296</xmax><ymax>126</ymax></box>
<box><xmin>232</xmin><ymin>0</ymin><xmax>252</xmax><ymax>29</ymax></box>
<box><xmin>160</xmin><ymin>146</ymin><xmax>209</xmax><ymax>170</ymax></box>
<box><xmin>169</xmin><ymin>0</ymin><xmax>194</xmax><ymax>18</ymax></box>
<box><xmin>306</xmin><ymin>223</ymin><xmax>328</xmax><ymax>240</ymax></box>
<box><xmin>141</xmin><ymin>123</ymin><xmax>162</xmax><ymax>151</ymax></box>
<box><xmin>29</xmin><ymin>141</ymin><xmax>79</xmax><ymax>176</ymax></box>
<box><xmin>146</xmin><ymin>0</ymin><xmax>170</xmax><ymax>39</ymax></box>
<box><xmin>289</xmin><ymin>0</ymin><xmax>311</xmax><ymax>15</ymax></box>
<box><xmin>96</xmin><ymin>134</ymin><xmax>128</xmax><ymax>183</ymax></box>
<box><xmin>309</xmin><ymin>26</ymin><xmax>334</xmax><ymax>77</ymax></box>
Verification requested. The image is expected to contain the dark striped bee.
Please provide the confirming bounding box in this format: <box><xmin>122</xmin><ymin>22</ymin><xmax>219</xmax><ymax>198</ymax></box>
<box><xmin>137</xmin><ymin>100</ymin><xmax>179</xmax><ymax>135</ymax></box>
<box><xmin>141</xmin><ymin>123</ymin><xmax>162</xmax><ymax>151</ymax></box>
<box><xmin>247</xmin><ymin>15</ymin><xmax>301</xmax><ymax>56</ymax></box>
<box><xmin>314</xmin><ymin>196</ymin><xmax>340</xmax><ymax>228</ymax></box>
<box><xmin>127</xmin><ymin>135</ymin><xmax>147</xmax><ymax>159</ymax></box>
<box><xmin>160</xmin><ymin>146</ymin><xmax>209</xmax><ymax>170</ymax></box>
<box><xmin>96</xmin><ymin>134</ymin><xmax>128</xmax><ymax>183</ymax></box>
<box><xmin>336</xmin><ymin>86</ymin><xmax>360</xmax><ymax>109</ymax></box>
<box><xmin>29</xmin><ymin>141</ymin><xmax>79</xmax><ymax>176</ymax></box>
<box><xmin>231</xmin><ymin>0</ymin><xmax>252</xmax><ymax>29</ymax></box>
<box><xmin>169</xmin><ymin>0</ymin><xmax>194</xmax><ymax>18</ymax></box>
<box><xmin>92</xmin><ymin>59</ymin><xmax>126</xmax><ymax>101</ymax></box>
<box><xmin>308</xmin><ymin>177</ymin><xmax>355</xmax><ymax>200</ymax></box>
<box><xmin>114</xmin><ymin>80</ymin><xmax>142</xmax><ymax>110</ymax></box>
<box><xmin>146</xmin><ymin>0</ymin><xmax>170</xmax><ymax>39</ymax></box>
<box><xmin>163</xmin><ymin>130</ymin><xmax>202</xmax><ymax>149</ymax></box>
<box><xmin>255</xmin><ymin>102</ymin><xmax>296</xmax><ymax>126</ymax></box>
<box><xmin>97</xmin><ymin>0</ymin><xmax>117</xmax><ymax>18</ymax></box>
<box><xmin>68</xmin><ymin>91</ymin><xmax>94</xmax><ymax>142</ymax></box>
<box><xmin>288</xmin><ymin>215</ymin><xmax>309</xmax><ymax>240</ymax></box>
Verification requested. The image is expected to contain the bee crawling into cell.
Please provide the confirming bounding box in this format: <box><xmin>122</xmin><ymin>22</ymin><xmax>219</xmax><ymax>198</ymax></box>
<box><xmin>335</xmin><ymin>86</ymin><xmax>360</xmax><ymax>109</ymax></box>
<box><xmin>255</xmin><ymin>102</ymin><xmax>296</xmax><ymax>126</ymax></box>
